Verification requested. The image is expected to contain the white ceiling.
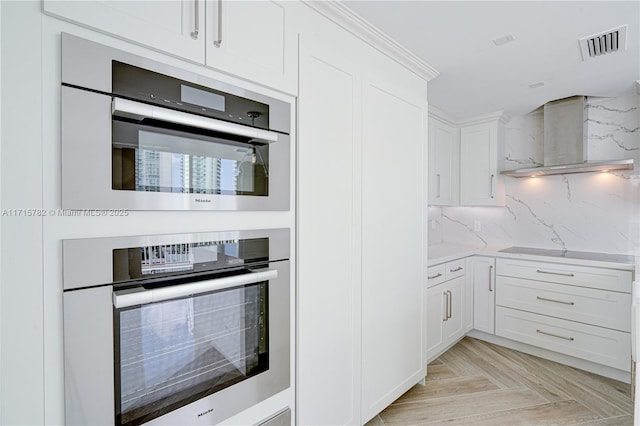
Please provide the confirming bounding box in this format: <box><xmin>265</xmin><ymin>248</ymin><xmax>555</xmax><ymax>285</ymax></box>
<box><xmin>342</xmin><ymin>1</ymin><xmax>640</xmax><ymax>120</ymax></box>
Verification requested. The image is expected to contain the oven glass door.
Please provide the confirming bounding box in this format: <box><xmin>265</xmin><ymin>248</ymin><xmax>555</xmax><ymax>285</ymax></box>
<box><xmin>112</xmin><ymin>119</ymin><xmax>269</xmax><ymax>197</ymax></box>
<box><xmin>114</xmin><ymin>281</ymin><xmax>268</xmax><ymax>426</ymax></box>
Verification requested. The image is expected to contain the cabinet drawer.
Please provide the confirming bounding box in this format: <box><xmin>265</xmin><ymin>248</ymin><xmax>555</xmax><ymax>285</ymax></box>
<box><xmin>496</xmin><ymin>258</ymin><xmax>632</xmax><ymax>293</ymax></box>
<box><xmin>496</xmin><ymin>307</ymin><xmax>630</xmax><ymax>371</ymax></box>
<box><xmin>445</xmin><ymin>259</ymin><xmax>466</xmax><ymax>280</ymax></box>
<box><xmin>496</xmin><ymin>276</ymin><xmax>631</xmax><ymax>332</ymax></box>
<box><xmin>427</xmin><ymin>264</ymin><xmax>446</xmax><ymax>287</ymax></box>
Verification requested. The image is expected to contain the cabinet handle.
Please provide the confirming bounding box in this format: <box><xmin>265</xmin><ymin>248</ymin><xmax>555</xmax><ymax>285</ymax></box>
<box><xmin>190</xmin><ymin>0</ymin><xmax>199</xmax><ymax>39</ymax></box>
<box><xmin>450</xmin><ymin>266</ymin><xmax>463</xmax><ymax>272</ymax></box>
<box><xmin>489</xmin><ymin>174</ymin><xmax>495</xmax><ymax>198</ymax></box>
<box><xmin>536</xmin><ymin>329</ymin><xmax>574</xmax><ymax>341</ymax></box>
<box><xmin>489</xmin><ymin>265</ymin><xmax>493</xmax><ymax>292</ymax></box>
<box><xmin>214</xmin><ymin>0</ymin><xmax>223</xmax><ymax>47</ymax></box>
<box><xmin>428</xmin><ymin>273</ymin><xmax>443</xmax><ymax>280</ymax></box>
<box><xmin>536</xmin><ymin>296</ymin><xmax>575</xmax><ymax>306</ymax></box>
<box><xmin>447</xmin><ymin>290</ymin><xmax>452</xmax><ymax>319</ymax></box>
<box><xmin>436</xmin><ymin>174</ymin><xmax>441</xmax><ymax>198</ymax></box>
<box><xmin>536</xmin><ymin>269</ymin><xmax>575</xmax><ymax>277</ymax></box>
<box><xmin>443</xmin><ymin>292</ymin><xmax>448</xmax><ymax>322</ymax></box>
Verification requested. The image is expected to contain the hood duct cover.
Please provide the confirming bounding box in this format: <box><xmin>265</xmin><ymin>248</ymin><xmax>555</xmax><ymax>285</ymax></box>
<box><xmin>501</xmin><ymin>95</ymin><xmax>634</xmax><ymax>177</ymax></box>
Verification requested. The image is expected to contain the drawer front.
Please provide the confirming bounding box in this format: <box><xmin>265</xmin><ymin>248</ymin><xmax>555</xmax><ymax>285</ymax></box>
<box><xmin>427</xmin><ymin>264</ymin><xmax>446</xmax><ymax>287</ymax></box>
<box><xmin>496</xmin><ymin>258</ymin><xmax>632</xmax><ymax>293</ymax></box>
<box><xmin>496</xmin><ymin>307</ymin><xmax>631</xmax><ymax>371</ymax></box>
<box><xmin>445</xmin><ymin>259</ymin><xmax>466</xmax><ymax>280</ymax></box>
<box><xmin>496</xmin><ymin>276</ymin><xmax>631</xmax><ymax>332</ymax></box>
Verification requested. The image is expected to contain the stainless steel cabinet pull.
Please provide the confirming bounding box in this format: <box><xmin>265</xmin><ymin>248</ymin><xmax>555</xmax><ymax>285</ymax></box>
<box><xmin>447</xmin><ymin>290</ymin><xmax>452</xmax><ymax>319</ymax></box>
<box><xmin>428</xmin><ymin>273</ymin><xmax>443</xmax><ymax>280</ymax></box>
<box><xmin>214</xmin><ymin>0</ymin><xmax>223</xmax><ymax>47</ymax></box>
<box><xmin>190</xmin><ymin>0</ymin><xmax>199</xmax><ymax>39</ymax></box>
<box><xmin>490</xmin><ymin>174</ymin><xmax>495</xmax><ymax>198</ymax></box>
<box><xmin>489</xmin><ymin>264</ymin><xmax>493</xmax><ymax>292</ymax></box>
<box><xmin>536</xmin><ymin>329</ymin><xmax>574</xmax><ymax>341</ymax></box>
<box><xmin>450</xmin><ymin>266</ymin><xmax>463</xmax><ymax>272</ymax></box>
<box><xmin>536</xmin><ymin>269</ymin><xmax>575</xmax><ymax>277</ymax></box>
<box><xmin>443</xmin><ymin>292</ymin><xmax>448</xmax><ymax>322</ymax></box>
<box><xmin>436</xmin><ymin>174</ymin><xmax>441</xmax><ymax>198</ymax></box>
<box><xmin>536</xmin><ymin>296</ymin><xmax>575</xmax><ymax>306</ymax></box>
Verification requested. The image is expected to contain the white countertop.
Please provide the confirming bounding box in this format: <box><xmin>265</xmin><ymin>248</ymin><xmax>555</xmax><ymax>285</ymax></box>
<box><xmin>428</xmin><ymin>243</ymin><xmax>637</xmax><ymax>271</ymax></box>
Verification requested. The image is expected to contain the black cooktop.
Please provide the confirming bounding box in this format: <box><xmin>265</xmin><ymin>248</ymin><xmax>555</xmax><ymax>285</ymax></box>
<box><xmin>498</xmin><ymin>246</ymin><xmax>635</xmax><ymax>264</ymax></box>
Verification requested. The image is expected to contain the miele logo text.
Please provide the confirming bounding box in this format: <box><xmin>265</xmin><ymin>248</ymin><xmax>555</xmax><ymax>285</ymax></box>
<box><xmin>195</xmin><ymin>199</ymin><xmax>212</xmax><ymax>203</ymax></box>
<box><xmin>198</xmin><ymin>408</ymin><xmax>214</xmax><ymax>417</ymax></box>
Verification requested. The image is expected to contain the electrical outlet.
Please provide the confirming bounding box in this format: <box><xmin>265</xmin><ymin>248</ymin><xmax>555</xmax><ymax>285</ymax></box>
<box><xmin>473</xmin><ymin>220</ymin><xmax>481</xmax><ymax>232</ymax></box>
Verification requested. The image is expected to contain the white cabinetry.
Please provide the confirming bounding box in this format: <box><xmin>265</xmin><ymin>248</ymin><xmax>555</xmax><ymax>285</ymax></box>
<box><xmin>43</xmin><ymin>0</ymin><xmax>298</xmax><ymax>93</ymax></box>
<box><xmin>471</xmin><ymin>256</ymin><xmax>496</xmax><ymax>334</ymax></box>
<box><xmin>426</xmin><ymin>260</ymin><xmax>470</xmax><ymax>362</ymax></box>
<box><xmin>460</xmin><ymin>116</ymin><xmax>505</xmax><ymax>206</ymax></box>
<box><xmin>495</xmin><ymin>258</ymin><xmax>632</xmax><ymax>371</ymax></box>
<box><xmin>298</xmin><ymin>9</ymin><xmax>427</xmax><ymax>425</ymax></box>
<box><xmin>205</xmin><ymin>0</ymin><xmax>298</xmax><ymax>94</ymax></box>
<box><xmin>428</xmin><ymin>115</ymin><xmax>459</xmax><ymax>205</ymax></box>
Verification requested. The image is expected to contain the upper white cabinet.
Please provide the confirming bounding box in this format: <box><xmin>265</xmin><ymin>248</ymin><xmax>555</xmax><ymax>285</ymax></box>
<box><xmin>44</xmin><ymin>1</ymin><xmax>205</xmax><ymax>62</ymax></box>
<box><xmin>460</xmin><ymin>116</ymin><xmax>505</xmax><ymax>206</ymax></box>
<box><xmin>428</xmin><ymin>115</ymin><xmax>459</xmax><ymax>206</ymax></box>
<box><xmin>205</xmin><ymin>0</ymin><xmax>299</xmax><ymax>94</ymax></box>
<box><xmin>44</xmin><ymin>0</ymin><xmax>298</xmax><ymax>94</ymax></box>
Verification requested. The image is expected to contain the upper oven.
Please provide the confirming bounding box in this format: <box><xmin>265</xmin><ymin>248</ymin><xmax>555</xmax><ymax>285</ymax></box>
<box><xmin>60</xmin><ymin>34</ymin><xmax>291</xmax><ymax>211</ymax></box>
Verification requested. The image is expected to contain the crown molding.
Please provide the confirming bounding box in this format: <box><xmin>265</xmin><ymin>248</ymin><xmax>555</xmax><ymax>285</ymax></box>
<box><xmin>458</xmin><ymin>110</ymin><xmax>510</xmax><ymax>127</ymax></box>
<box><xmin>429</xmin><ymin>106</ymin><xmax>510</xmax><ymax>128</ymax></box>
<box><xmin>302</xmin><ymin>0</ymin><xmax>440</xmax><ymax>82</ymax></box>
<box><xmin>428</xmin><ymin>105</ymin><xmax>458</xmax><ymax>127</ymax></box>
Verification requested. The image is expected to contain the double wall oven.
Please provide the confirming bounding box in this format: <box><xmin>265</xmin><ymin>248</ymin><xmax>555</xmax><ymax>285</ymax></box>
<box><xmin>61</xmin><ymin>34</ymin><xmax>291</xmax><ymax>211</ymax></box>
<box><xmin>62</xmin><ymin>228</ymin><xmax>290</xmax><ymax>425</ymax></box>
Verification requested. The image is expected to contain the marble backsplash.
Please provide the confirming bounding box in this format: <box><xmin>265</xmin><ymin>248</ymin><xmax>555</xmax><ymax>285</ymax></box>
<box><xmin>429</xmin><ymin>93</ymin><xmax>640</xmax><ymax>255</ymax></box>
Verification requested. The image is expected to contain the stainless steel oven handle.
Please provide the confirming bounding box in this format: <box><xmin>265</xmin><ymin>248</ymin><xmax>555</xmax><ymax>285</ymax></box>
<box><xmin>113</xmin><ymin>268</ymin><xmax>278</xmax><ymax>308</ymax></box>
<box><xmin>112</xmin><ymin>97</ymin><xmax>279</xmax><ymax>143</ymax></box>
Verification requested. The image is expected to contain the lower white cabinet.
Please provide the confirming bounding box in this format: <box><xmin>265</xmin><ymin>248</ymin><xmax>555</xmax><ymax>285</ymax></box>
<box><xmin>471</xmin><ymin>256</ymin><xmax>496</xmax><ymax>334</ymax></box>
<box><xmin>495</xmin><ymin>258</ymin><xmax>632</xmax><ymax>372</ymax></box>
<box><xmin>426</xmin><ymin>261</ymin><xmax>470</xmax><ymax>362</ymax></box>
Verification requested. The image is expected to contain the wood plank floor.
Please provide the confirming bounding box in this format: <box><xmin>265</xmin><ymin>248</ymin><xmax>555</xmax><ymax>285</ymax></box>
<box><xmin>366</xmin><ymin>337</ymin><xmax>633</xmax><ymax>425</ymax></box>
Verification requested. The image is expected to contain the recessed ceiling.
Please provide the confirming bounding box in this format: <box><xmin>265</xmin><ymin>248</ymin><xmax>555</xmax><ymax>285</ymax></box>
<box><xmin>342</xmin><ymin>1</ymin><xmax>640</xmax><ymax>120</ymax></box>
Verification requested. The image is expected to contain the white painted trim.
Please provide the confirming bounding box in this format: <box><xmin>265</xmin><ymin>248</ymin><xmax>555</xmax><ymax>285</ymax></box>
<box><xmin>467</xmin><ymin>329</ymin><xmax>631</xmax><ymax>383</ymax></box>
<box><xmin>301</xmin><ymin>0</ymin><xmax>439</xmax><ymax>82</ymax></box>
<box><xmin>457</xmin><ymin>110</ymin><xmax>510</xmax><ymax>127</ymax></box>
<box><xmin>428</xmin><ymin>105</ymin><xmax>458</xmax><ymax>128</ymax></box>
<box><xmin>636</xmin><ymin>80</ymin><xmax>640</xmax><ymax>94</ymax></box>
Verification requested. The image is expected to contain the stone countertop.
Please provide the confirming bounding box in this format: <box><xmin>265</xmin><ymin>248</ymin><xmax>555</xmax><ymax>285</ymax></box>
<box><xmin>428</xmin><ymin>243</ymin><xmax>637</xmax><ymax>271</ymax></box>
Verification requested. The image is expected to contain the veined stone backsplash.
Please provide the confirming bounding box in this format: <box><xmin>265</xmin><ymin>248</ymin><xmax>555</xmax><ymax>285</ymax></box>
<box><xmin>429</xmin><ymin>93</ymin><xmax>640</xmax><ymax>255</ymax></box>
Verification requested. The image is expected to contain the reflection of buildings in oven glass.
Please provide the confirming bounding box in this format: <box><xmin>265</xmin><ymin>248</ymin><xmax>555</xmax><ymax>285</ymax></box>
<box><xmin>135</xmin><ymin>149</ymin><xmax>238</xmax><ymax>194</ymax></box>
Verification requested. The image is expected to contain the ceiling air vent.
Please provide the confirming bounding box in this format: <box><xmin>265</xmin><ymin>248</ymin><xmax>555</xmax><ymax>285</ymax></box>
<box><xmin>579</xmin><ymin>25</ymin><xmax>627</xmax><ymax>60</ymax></box>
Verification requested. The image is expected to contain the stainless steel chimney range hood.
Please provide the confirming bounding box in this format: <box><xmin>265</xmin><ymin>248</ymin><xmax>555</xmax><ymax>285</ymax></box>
<box><xmin>501</xmin><ymin>96</ymin><xmax>634</xmax><ymax>177</ymax></box>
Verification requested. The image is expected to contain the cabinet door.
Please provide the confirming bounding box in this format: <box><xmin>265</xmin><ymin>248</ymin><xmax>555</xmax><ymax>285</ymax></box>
<box><xmin>361</xmin><ymin>66</ymin><xmax>427</xmax><ymax>421</ymax></box>
<box><xmin>472</xmin><ymin>256</ymin><xmax>496</xmax><ymax>333</ymax></box>
<box><xmin>297</xmin><ymin>32</ymin><xmax>361</xmax><ymax>426</ymax></box>
<box><xmin>464</xmin><ymin>259</ymin><xmax>474</xmax><ymax>332</ymax></box>
<box><xmin>428</xmin><ymin>117</ymin><xmax>459</xmax><ymax>205</ymax></box>
<box><xmin>44</xmin><ymin>0</ymin><xmax>205</xmax><ymax>63</ymax></box>
<box><xmin>205</xmin><ymin>0</ymin><xmax>298</xmax><ymax>94</ymax></box>
<box><xmin>442</xmin><ymin>276</ymin><xmax>465</xmax><ymax>343</ymax></box>
<box><xmin>426</xmin><ymin>284</ymin><xmax>447</xmax><ymax>361</ymax></box>
<box><xmin>460</xmin><ymin>122</ymin><xmax>500</xmax><ymax>205</ymax></box>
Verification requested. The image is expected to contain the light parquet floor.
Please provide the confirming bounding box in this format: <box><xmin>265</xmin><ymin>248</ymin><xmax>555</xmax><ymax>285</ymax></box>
<box><xmin>366</xmin><ymin>337</ymin><xmax>633</xmax><ymax>425</ymax></box>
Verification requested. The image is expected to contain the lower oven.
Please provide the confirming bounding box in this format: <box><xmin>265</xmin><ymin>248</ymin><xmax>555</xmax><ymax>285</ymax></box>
<box><xmin>62</xmin><ymin>229</ymin><xmax>290</xmax><ymax>425</ymax></box>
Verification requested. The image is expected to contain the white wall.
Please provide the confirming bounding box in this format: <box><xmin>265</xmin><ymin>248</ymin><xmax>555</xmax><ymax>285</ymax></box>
<box><xmin>429</xmin><ymin>93</ymin><xmax>640</xmax><ymax>255</ymax></box>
